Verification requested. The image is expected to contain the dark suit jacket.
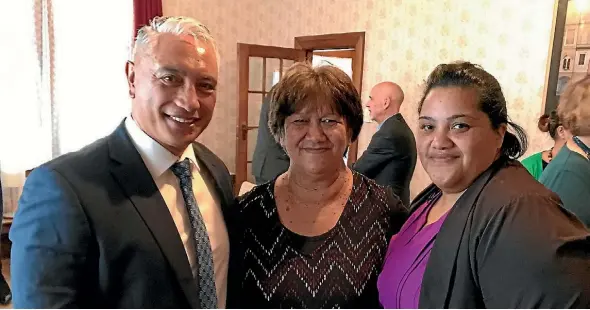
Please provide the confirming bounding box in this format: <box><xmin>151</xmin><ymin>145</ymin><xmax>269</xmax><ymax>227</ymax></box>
<box><xmin>252</xmin><ymin>96</ymin><xmax>289</xmax><ymax>184</ymax></box>
<box><xmin>353</xmin><ymin>114</ymin><xmax>416</xmax><ymax>206</ymax></box>
<box><xmin>413</xmin><ymin>157</ymin><xmax>590</xmax><ymax>308</ymax></box>
<box><xmin>9</xmin><ymin>121</ymin><xmax>236</xmax><ymax>308</ymax></box>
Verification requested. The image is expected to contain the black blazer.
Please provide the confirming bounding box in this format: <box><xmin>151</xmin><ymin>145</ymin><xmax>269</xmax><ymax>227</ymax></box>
<box><xmin>9</xmin><ymin>120</ymin><xmax>236</xmax><ymax>308</ymax></box>
<box><xmin>252</xmin><ymin>95</ymin><xmax>289</xmax><ymax>184</ymax></box>
<box><xmin>354</xmin><ymin>114</ymin><xmax>417</xmax><ymax>206</ymax></box>
<box><xmin>412</xmin><ymin>157</ymin><xmax>590</xmax><ymax>308</ymax></box>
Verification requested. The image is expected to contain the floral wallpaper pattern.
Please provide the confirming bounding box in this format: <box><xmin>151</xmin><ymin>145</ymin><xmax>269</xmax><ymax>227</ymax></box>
<box><xmin>163</xmin><ymin>0</ymin><xmax>556</xmax><ymax>198</ymax></box>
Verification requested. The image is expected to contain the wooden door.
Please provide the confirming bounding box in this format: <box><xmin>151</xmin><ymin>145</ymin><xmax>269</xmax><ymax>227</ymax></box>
<box><xmin>235</xmin><ymin>44</ymin><xmax>306</xmax><ymax>193</ymax></box>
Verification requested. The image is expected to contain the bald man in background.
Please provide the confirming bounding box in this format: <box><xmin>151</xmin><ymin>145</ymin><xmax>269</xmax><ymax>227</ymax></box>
<box><xmin>353</xmin><ymin>82</ymin><xmax>416</xmax><ymax>206</ymax></box>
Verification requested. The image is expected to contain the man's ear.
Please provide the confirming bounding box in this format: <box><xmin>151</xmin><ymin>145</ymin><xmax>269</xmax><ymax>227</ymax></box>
<box><xmin>383</xmin><ymin>97</ymin><xmax>390</xmax><ymax>109</ymax></box>
<box><xmin>125</xmin><ymin>61</ymin><xmax>136</xmax><ymax>98</ymax></box>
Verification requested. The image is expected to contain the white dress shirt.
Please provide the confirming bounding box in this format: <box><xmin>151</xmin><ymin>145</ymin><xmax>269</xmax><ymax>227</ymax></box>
<box><xmin>124</xmin><ymin>117</ymin><xmax>229</xmax><ymax>308</ymax></box>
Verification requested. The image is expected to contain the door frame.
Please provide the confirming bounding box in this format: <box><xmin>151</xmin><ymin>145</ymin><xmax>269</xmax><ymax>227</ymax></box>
<box><xmin>294</xmin><ymin>32</ymin><xmax>365</xmax><ymax>166</ymax></box>
<box><xmin>235</xmin><ymin>43</ymin><xmax>307</xmax><ymax>193</ymax></box>
<box><xmin>313</xmin><ymin>49</ymin><xmax>355</xmax><ymax>58</ymax></box>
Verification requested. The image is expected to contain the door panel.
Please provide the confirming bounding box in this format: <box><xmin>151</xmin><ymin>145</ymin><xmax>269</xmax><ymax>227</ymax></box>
<box><xmin>312</xmin><ymin>55</ymin><xmax>353</xmax><ymax>78</ymax></box>
<box><xmin>247</xmin><ymin>93</ymin><xmax>263</xmax><ymax>127</ymax></box>
<box><xmin>247</xmin><ymin>129</ymin><xmax>258</xmax><ymax>163</ymax></box>
<box><xmin>248</xmin><ymin>57</ymin><xmax>264</xmax><ymax>92</ymax></box>
<box><xmin>265</xmin><ymin>58</ymin><xmax>281</xmax><ymax>91</ymax></box>
<box><xmin>235</xmin><ymin>43</ymin><xmax>306</xmax><ymax>193</ymax></box>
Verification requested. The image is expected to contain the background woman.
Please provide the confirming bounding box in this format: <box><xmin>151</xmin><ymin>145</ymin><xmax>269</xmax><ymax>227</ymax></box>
<box><xmin>540</xmin><ymin>76</ymin><xmax>590</xmax><ymax>227</ymax></box>
<box><xmin>521</xmin><ymin>110</ymin><xmax>569</xmax><ymax>180</ymax></box>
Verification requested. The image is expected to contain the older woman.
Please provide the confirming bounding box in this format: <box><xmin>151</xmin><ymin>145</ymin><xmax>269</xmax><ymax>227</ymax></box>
<box><xmin>230</xmin><ymin>63</ymin><xmax>408</xmax><ymax>308</ymax></box>
<box><xmin>521</xmin><ymin>110</ymin><xmax>569</xmax><ymax>180</ymax></box>
<box><xmin>377</xmin><ymin>61</ymin><xmax>590</xmax><ymax>308</ymax></box>
<box><xmin>540</xmin><ymin>77</ymin><xmax>590</xmax><ymax>227</ymax></box>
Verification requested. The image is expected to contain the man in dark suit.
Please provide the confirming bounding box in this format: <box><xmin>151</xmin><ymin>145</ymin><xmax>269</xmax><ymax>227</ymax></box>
<box><xmin>354</xmin><ymin>82</ymin><xmax>417</xmax><ymax>206</ymax></box>
<box><xmin>252</xmin><ymin>93</ymin><xmax>290</xmax><ymax>184</ymax></box>
<box><xmin>10</xmin><ymin>16</ymin><xmax>235</xmax><ymax>308</ymax></box>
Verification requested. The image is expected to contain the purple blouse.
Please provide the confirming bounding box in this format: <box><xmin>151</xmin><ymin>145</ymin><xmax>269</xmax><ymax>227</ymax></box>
<box><xmin>377</xmin><ymin>195</ymin><xmax>448</xmax><ymax>308</ymax></box>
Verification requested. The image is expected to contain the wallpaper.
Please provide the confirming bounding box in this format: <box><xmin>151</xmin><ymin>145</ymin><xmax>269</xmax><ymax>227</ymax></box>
<box><xmin>163</xmin><ymin>0</ymin><xmax>556</xmax><ymax>198</ymax></box>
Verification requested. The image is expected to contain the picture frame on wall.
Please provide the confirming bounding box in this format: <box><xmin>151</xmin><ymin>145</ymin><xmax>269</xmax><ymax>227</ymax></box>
<box><xmin>545</xmin><ymin>0</ymin><xmax>590</xmax><ymax>113</ymax></box>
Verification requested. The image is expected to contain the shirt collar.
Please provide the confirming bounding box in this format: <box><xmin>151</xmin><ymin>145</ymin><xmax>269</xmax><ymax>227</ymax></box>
<box><xmin>124</xmin><ymin>116</ymin><xmax>199</xmax><ymax>179</ymax></box>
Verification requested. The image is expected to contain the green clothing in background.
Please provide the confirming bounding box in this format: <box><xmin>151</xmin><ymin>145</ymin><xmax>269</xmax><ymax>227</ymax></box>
<box><xmin>521</xmin><ymin>152</ymin><xmax>544</xmax><ymax>180</ymax></box>
<box><xmin>540</xmin><ymin>147</ymin><xmax>590</xmax><ymax>227</ymax></box>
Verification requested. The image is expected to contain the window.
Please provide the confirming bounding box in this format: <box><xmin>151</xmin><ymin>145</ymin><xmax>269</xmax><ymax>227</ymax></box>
<box><xmin>52</xmin><ymin>0</ymin><xmax>133</xmax><ymax>153</ymax></box>
<box><xmin>0</xmin><ymin>0</ymin><xmax>133</xmax><ymax>160</ymax></box>
<box><xmin>1</xmin><ymin>0</ymin><xmax>133</xmax><ymax>196</ymax></box>
<box><xmin>563</xmin><ymin>56</ymin><xmax>572</xmax><ymax>70</ymax></box>
<box><xmin>579</xmin><ymin>53</ymin><xmax>586</xmax><ymax>65</ymax></box>
<box><xmin>0</xmin><ymin>0</ymin><xmax>51</xmax><ymax>173</ymax></box>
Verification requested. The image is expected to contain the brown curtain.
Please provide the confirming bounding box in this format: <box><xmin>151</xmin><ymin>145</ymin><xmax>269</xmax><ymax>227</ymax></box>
<box><xmin>133</xmin><ymin>0</ymin><xmax>162</xmax><ymax>37</ymax></box>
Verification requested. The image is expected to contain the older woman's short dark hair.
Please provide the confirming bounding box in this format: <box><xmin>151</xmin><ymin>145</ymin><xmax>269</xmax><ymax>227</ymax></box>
<box><xmin>418</xmin><ymin>61</ymin><xmax>528</xmax><ymax>159</ymax></box>
<box><xmin>558</xmin><ymin>75</ymin><xmax>590</xmax><ymax>136</ymax></box>
<box><xmin>268</xmin><ymin>62</ymin><xmax>363</xmax><ymax>142</ymax></box>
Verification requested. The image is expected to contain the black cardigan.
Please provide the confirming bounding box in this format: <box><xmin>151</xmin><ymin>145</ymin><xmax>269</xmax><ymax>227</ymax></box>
<box><xmin>413</xmin><ymin>157</ymin><xmax>590</xmax><ymax>308</ymax></box>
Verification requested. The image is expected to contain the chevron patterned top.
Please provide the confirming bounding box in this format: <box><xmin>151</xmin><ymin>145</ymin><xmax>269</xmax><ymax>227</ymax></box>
<box><xmin>233</xmin><ymin>172</ymin><xmax>407</xmax><ymax>308</ymax></box>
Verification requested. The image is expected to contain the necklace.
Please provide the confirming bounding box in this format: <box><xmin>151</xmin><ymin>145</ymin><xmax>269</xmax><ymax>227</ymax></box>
<box><xmin>573</xmin><ymin>136</ymin><xmax>590</xmax><ymax>159</ymax></box>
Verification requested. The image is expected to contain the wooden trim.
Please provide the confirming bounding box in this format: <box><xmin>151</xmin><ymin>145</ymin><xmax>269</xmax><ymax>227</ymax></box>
<box><xmin>313</xmin><ymin>50</ymin><xmax>355</xmax><ymax>58</ymax></box>
<box><xmin>295</xmin><ymin>32</ymin><xmax>366</xmax><ymax>50</ymax></box>
<box><xmin>243</xmin><ymin>43</ymin><xmax>307</xmax><ymax>59</ymax></box>
<box><xmin>543</xmin><ymin>0</ymin><xmax>568</xmax><ymax>114</ymax></box>
<box><xmin>262</xmin><ymin>57</ymin><xmax>267</xmax><ymax>93</ymax></box>
<box><xmin>294</xmin><ymin>32</ymin><xmax>365</xmax><ymax>167</ymax></box>
<box><xmin>236</xmin><ymin>43</ymin><xmax>250</xmax><ymax>193</ymax></box>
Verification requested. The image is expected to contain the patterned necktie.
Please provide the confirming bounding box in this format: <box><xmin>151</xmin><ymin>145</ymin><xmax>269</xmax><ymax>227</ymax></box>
<box><xmin>170</xmin><ymin>158</ymin><xmax>218</xmax><ymax>308</ymax></box>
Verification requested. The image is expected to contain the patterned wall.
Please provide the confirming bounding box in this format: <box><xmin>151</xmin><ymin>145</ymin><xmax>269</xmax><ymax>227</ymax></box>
<box><xmin>163</xmin><ymin>0</ymin><xmax>556</xmax><ymax>198</ymax></box>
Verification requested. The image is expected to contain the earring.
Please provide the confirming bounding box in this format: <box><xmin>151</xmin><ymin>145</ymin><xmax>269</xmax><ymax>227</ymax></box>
<box><xmin>129</xmin><ymin>92</ymin><xmax>135</xmax><ymax>99</ymax></box>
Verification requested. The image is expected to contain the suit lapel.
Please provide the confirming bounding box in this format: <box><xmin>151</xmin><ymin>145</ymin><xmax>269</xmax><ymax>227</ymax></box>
<box><xmin>419</xmin><ymin>157</ymin><xmax>505</xmax><ymax>308</ymax></box>
<box><xmin>108</xmin><ymin>122</ymin><xmax>201</xmax><ymax>308</ymax></box>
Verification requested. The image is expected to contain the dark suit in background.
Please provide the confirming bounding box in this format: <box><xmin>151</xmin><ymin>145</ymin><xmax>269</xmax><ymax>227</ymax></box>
<box><xmin>9</xmin><ymin>123</ymin><xmax>235</xmax><ymax>308</ymax></box>
<box><xmin>252</xmin><ymin>96</ymin><xmax>289</xmax><ymax>184</ymax></box>
<box><xmin>354</xmin><ymin>114</ymin><xmax>416</xmax><ymax>206</ymax></box>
